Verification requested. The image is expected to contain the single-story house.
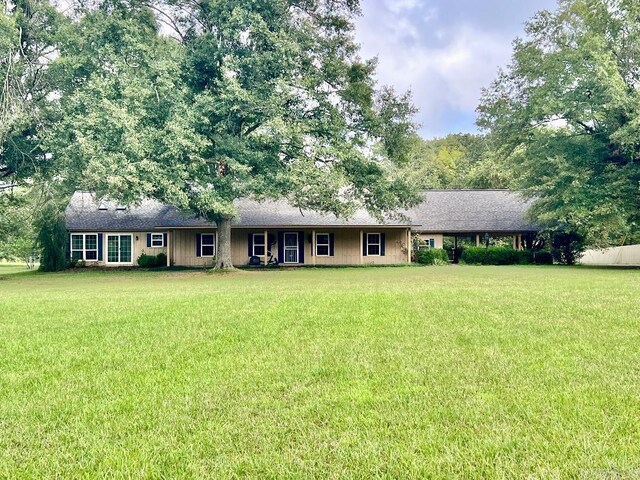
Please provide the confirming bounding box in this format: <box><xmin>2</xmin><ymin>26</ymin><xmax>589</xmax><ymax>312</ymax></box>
<box><xmin>65</xmin><ymin>189</ymin><xmax>538</xmax><ymax>267</ymax></box>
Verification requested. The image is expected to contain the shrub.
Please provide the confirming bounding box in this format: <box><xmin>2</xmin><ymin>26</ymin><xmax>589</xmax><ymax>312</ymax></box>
<box><xmin>137</xmin><ymin>254</ymin><xmax>158</xmax><ymax>268</ymax></box>
<box><xmin>532</xmin><ymin>251</ymin><xmax>554</xmax><ymax>265</ymax></box>
<box><xmin>461</xmin><ymin>247</ymin><xmax>519</xmax><ymax>265</ymax></box>
<box><xmin>156</xmin><ymin>253</ymin><xmax>167</xmax><ymax>267</ymax></box>
<box><xmin>416</xmin><ymin>248</ymin><xmax>449</xmax><ymax>265</ymax></box>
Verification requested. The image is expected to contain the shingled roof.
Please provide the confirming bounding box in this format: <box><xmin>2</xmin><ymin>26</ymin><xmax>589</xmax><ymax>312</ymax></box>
<box><xmin>65</xmin><ymin>189</ymin><xmax>538</xmax><ymax>232</ymax></box>
<box><xmin>407</xmin><ymin>190</ymin><xmax>537</xmax><ymax>233</ymax></box>
<box><xmin>65</xmin><ymin>191</ymin><xmax>410</xmax><ymax>231</ymax></box>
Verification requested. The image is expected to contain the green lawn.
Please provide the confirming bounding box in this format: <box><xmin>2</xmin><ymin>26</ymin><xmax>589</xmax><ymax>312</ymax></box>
<box><xmin>1</xmin><ymin>266</ymin><xmax>639</xmax><ymax>478</ymax></box>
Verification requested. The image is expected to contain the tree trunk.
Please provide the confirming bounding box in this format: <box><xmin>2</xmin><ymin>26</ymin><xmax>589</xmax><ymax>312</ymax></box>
<box><xmin>215</xmin><ymin>216</ymin><xmax>234</xmax><ymax>269</ymax></box>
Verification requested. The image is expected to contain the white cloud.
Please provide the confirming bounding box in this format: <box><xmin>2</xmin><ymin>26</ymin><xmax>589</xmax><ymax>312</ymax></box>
<box><xmin>355</xmin><ymin>3</ymin><xmax>515</xmax><ymax>137</ymax></box>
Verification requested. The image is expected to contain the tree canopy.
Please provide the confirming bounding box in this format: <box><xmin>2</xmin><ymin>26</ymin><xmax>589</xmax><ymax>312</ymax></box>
<box><xmin>478</xmin><ymin>0</ymin><xmax>640</xmax><ymax>247</ymax></box>
<box><xmin>48</xmin><ymin>0</ymin><xmax>419</xmax><ymax>268</ymax></box>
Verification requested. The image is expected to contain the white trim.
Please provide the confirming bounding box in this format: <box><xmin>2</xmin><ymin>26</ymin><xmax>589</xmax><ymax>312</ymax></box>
<box><xmin>315</xmin><ymin>233</ymin><xmax>330</xmax><ymax>257</ymax></box>
<box><xmin>367</xmin><ymin>232</ymin><xmax>381</xmax><ymax>256</ymax></box>
<box><xmin>150</xmin><ymin>233</ymin><xmax>165</xmax><ymax>248</ymax></box>
<box><xmin>106</xmin><ymin>234</ymin><xmax>133</xmax><ymax>265</ymax></box>
<box><xmin>283</xmin><ymin>232</ymin><xmax>299</xmax><ymax>264</ymax></box>
<box><xmin>252</xmin><ymin>233</ymin><xmax>266</xmax><ymax>257</ymax></box>
<box><xmin>71</xmin><ymin>233</ymin><xmax>99</xmax><ymax>261</ymax></box>
<box><xmin>200</xmin><ymin>233</ymin><xmax>216</xmax><ymax>257</ymax></box>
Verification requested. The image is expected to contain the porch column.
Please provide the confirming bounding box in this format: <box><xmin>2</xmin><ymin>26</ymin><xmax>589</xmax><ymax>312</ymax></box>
<box><xmin>312</xmin><ymin>229</ymin><xmax>316</xmax><ymax>265</ymax></box>
<box><xmin>264</xmin><ymin>229</ymin><xmax>268</xmax><ymax>264</ymax></box>
<box><xmin>476</xmin><ymin>234</ymin><xmax>480</xmax><ymax>247</ymax></box>
<box><xmin>518</xmin><ymin>234</ymin><xmax>523</xmax><ymax>250</ymax></box>
<box><xmin>166</xmin><ymin>230</ymin><xmax>171</xmax><ymax>267</ymax></box>
<box><xmin>407</xmin><ymin>228</ymin><xmax>412</xmax><ymax>263</ymax></box>
<box><xmin>359</xmin><ymin>229</ymin><xmax>364</xmax><ymax>264</ymax></box>
<box><xmin>512</xmin><ymin>235</ymin><xmax>517</xmax><ymax>250</ymax></box>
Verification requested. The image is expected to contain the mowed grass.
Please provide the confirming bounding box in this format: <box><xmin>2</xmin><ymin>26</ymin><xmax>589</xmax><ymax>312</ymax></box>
<box><xmin>1</xmin><ymin>266</ymin><xmax>639</xmax><ymax>478</ymax></box>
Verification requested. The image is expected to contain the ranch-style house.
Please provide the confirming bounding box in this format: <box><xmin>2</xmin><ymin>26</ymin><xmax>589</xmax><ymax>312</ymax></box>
<box><xmin>65</xmin><ymin>189</ymin><xmax>538</xmax><ymax>267</ymax></box>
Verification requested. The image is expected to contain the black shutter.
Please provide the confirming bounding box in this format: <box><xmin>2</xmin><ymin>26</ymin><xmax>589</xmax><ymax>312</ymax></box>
<box><xmin>196</xmin><ymin>233</ymin><xmax>201</xmax><ymax>257</ymax></box>
<box><xmin>98</xmin><ymin>233</ymin><xmax>103</xmax><ymax>261</ymax></box>
<box><xmin>362</xmin><ymin>232</ymin><xmax>368</xmax><ymax>256</ymax></box>
<box><xmin>163</xmin><ymin>233</ymin><xmax>168</xmax><ymax>247</ymax></box>
<box><xmin>248</xmin><ymin>233</ymin><xmax>253</xmax><ymax>256</ymax></box>
<box><xmin>298</xmin><ymin>231</ymin><xmax>305</xmax><ymax>264</ymax></box>
<box><xmin>277</xmin><ymin>232</ymin><xmax>284</xmax><ymax>262</ymax></box>
<box><xmin>147</xmin><ymin>233</ymin><xmax>151</xmax><ymax>247</ymax></box>
<box><xmin>329</xmin><ymin>233</ymin><xmax>335</xmax><ymax>257</ymax></box>
<box><xmin>381</xmin><ymin>233</ymin><xmax>386</xmax><ymax>256</ymax></box>
<box><xmin>66</xmin><ymin>234</ymin><xmax>71</xmax><ymax>259</ymax></box>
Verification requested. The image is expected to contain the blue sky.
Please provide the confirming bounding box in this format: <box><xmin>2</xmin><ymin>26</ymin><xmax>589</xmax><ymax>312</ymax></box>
<box><xmin>354</xmin><ymin>0</ymin><xmax>558</xmax><ymax>138</ymax></box>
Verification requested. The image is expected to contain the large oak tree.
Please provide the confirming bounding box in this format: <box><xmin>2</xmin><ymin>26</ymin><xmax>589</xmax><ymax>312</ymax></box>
<box><xmin>52</xmin><ymin>0</ymin><xmax>418</xmax><ymax>268</ymax></box>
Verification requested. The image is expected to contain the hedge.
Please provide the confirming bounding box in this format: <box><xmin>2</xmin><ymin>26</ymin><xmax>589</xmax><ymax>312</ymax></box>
<box><xmin>137</xmin><ymin>253</ymin><xmax>167</xmax><ymax>268</ymax></box>
<box><xmin>416</xmin><ymin>248</ymin><xmax>449</xmax><ymax>265</ymax></box>
<box><xmin>461</xmin><ymin>247</ymin><xmax>554</xmax><ymax>265</ymax></box>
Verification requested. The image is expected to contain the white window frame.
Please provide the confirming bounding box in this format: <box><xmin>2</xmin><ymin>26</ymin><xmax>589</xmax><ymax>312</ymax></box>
<box><xmin>419</xmin><ymin>238</ymin><xmax>436</xmax><ymax>250</ymax></box>
<box><xmin>367</xmin><ymin>233</ymin><xmax>381</xmax><ymax>256</ymax></box>
<box><xmin>316</xmin><ymin>233</ymin><xmax>330</xmax><ymax>257</ymax></box>
<box><xmin>71</xmin><ymin>233</ymin><xmax>99</xmax><ymax>261</ymax></box>
<box><xmin>151</xmin><ymin>233</ymin><xmax>165</xmax><ymax>248</ymax></box>
<box><xmin>106</xmin><ymin>234</ymin><xmax>133</xmax><ymax>265</ymax></box>
<box><xmin>283</xmin><ymin>232</ymin><xmax>299</xmax><ymax>264</ymax></box>
<box><xmin>201</xmin><ymin>233</ymin><xmax>216</xmax><ymax>257</ymax></box>
<box><xmin>252</xmin><ymin>233</ymin><xmax>266</xmax><ymax>257</ymax></box>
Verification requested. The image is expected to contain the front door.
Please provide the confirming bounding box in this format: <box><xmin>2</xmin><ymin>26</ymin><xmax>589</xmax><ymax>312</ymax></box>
<box><xmin>106</xmin><ymin>234</ymin><xmax>133</xmax><ymax>264</ymax></box>
<box><xmin>283</xmin><ymin>232</ymin><xmax>299</xmax><ymax>264</ymax></box>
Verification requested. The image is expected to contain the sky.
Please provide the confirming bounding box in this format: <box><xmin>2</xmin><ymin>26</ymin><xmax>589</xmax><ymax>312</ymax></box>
<box><xmin>354</xmin><ymin>0</ymin><xmax>558</xmax><ymax>139</ymax></box>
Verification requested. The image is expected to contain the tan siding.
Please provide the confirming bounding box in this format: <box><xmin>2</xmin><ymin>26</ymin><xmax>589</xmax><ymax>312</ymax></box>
<box><xmin>172</xmin><ymin>230</ymin><xmax>217</xmax><ymax>267</ymax></box>
<box><xmin>417</xmin><ymin>233</ymin><xmax>444</xmax><ymax>249</ymax></box>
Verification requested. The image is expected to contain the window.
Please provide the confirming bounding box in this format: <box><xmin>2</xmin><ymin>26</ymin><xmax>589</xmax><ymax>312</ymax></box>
<box><xmin>316</xmin><ymin>233</ymin><xmax>330</xmax><ymax>256</ymax></box>
<box><xmin>107</xmin><ymin>234</ymin><xmax>132</xmax><ymax>263</ymax></box>
<box><xmin>253</xmin><ymin>233</ymin><xmax>266</xmax><ymax>257</ymax></box>
<box><xmin>151</xmin><ymin>233</ymin><xmax>164</xmax><ymax>248</ymax></box>
<box><xmin>71</xmin><ymin>233</ymin><xmax>98</xmax><ymax>261</ymax></box>
<box><xmin>367</xmin><ymin>233</ymin><xmax>381</xmax><ymax>256</ymax></box>
<box><xmin>419</xmin><ymin>238</ymin><xmax>436</xmax><ymax>250</ymax></box>
<box><xmin>201</xmin><ymin>234</ymin><xmax>215</xmax><ymax>257</ymax></box>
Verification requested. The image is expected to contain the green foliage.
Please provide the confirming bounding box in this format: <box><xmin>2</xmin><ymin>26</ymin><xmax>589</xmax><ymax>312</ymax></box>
<box><xmin>416</xmin><ymin>248</ymin><xmax>449</xmax><ymax>265</ymax></box>
<box><xmin>0</xmin><ymin>189</ymin><xmax>37</xmax><ymax>267</ymax></box>
<box><xmin>137</xmin><ymin>252</ymin><xmax>167</xmax><ymax>268</ymax></box>
<box><xmin>400</xmin><ymin>133</ymin><xmax>510</xmax><ymax>190</ymax></box>
<box><xmin>35</xmin><ymin>202</ymin><xmax>68</xmax><ymax>272</ymax></box>
<box><xmin>461</xmin><ymin>247</ymin><xmax>519</xmax><ymax>265</ymax></box>
<box><xmin>549</xmin><ymin>231</ymin><xmax>586</xmax><ymax>266</ymax></box>
<box><xmin>478</xmin><ymin>0</ymin><xmax>640</xmax><ymax>248</ymax></box>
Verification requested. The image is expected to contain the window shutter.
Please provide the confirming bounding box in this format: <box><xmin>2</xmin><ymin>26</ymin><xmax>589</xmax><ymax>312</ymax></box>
<box><xmin>277</xmin><ymin>232</ymin><xmax>284</xmax><ymax>262</ymax></box>
<box><xmin>381</xmin><ymin>233</ymin><xmax>386</xmax><ymax>256</ymax></box>
<box><xmin>329</xmin><ymin>233</ymin><xmax>335</xmax><ymax>257</ymax></box>
<box><xmin>98</xmin><ymin>233</ymin><xmax>103</xmax><ymax>261</ymax></box>
<box><xmin>362</xmin><ymin>232</ymin><xmax>368</xmax><ymax>256</ymax></box>
<box><xmin>298</xmin><ymin>231</ymin><xmax>305</xmax><ymax>264</ymax></box>
<box><xmin>248</xmin><ymin>233</ymin><xmax>253</xmax><ymax>257</ymax></box>
<box><xmin>66</xmin><ymin>234</ymin><xmax>71</xmax><ymax>259</ymax></box>
<box><xmin>163</xmin><ymin>233</ymin><xmax>168</xmax><ymax>247</ymax></box>
<box><xmin>147</xmin><ymin>233</ymin><xmax>151</xmax><ymax>248</ymax></box>
<box><xmin>196</xmin><ymin>234</ymin><xmax>201</xmax><ymax>257</ymax></box>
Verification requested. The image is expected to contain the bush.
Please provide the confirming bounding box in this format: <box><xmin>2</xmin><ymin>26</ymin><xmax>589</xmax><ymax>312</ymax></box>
<box><xmin>137</xmin><ymin>253</ymin><xmax>158</xmax><ymax>268</ymax></box>
<box><xmin>461</xmin><ymin>247</ymin><xmax>554</xmax><ymax>265</ymax></box>
<box><xmin>156</xmin><ymin>253</ymin><xmax>167</xmax><ymax>266</ymax></box>
<box><xmin>532</xmin><ymin>251</ymin><xmax>554</xmax><ymax>265</ymax></box>
<box><xmin>461</xmin><ymin>247</ymin><xmax>519</xmax><ymax>265</ymax></box>
<box><xmin>416</xmin><ymin>248</ymin><xmax>449</xmax><ymax>265</ymax></box>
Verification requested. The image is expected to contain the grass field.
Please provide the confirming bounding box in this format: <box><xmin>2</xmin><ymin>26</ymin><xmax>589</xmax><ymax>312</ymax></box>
<box><xmin>1</xmin><ymin>266</ymin><xmax>639</xmax><ymax>478</ymax></box>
